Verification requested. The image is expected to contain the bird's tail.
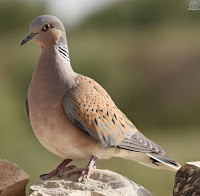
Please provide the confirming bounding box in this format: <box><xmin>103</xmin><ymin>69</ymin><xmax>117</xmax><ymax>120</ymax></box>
<box><xmin>146</xmin><ymin>153</ymin><xmax>181</xmax><ymax>172</ymax></box>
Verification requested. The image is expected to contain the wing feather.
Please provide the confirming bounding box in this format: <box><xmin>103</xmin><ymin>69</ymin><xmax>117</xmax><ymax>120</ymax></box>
<box><xmin>63</xmin><ymin>75</ymin><xmax>165</xmax><ymax>154</ymax></box>
<box><xmin>63</xmin><ymin>75</ymin><xmax>129</xmax><ymax>147</ymax></box>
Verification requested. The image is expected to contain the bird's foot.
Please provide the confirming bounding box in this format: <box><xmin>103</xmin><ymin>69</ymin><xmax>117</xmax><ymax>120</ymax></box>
<box><xmin>68</xmin><ymin>165</ymin><xmax>96</xmax><ymax>182</ymax></box>
<box><xmin>40</xmin><ymin>158</ymin><xmax>76</xmax><ymax>179</ymax></box>
<box><xmin>68</xmin><ymin>156</ymin><xmax>97</xmax><ymax>182</ymax></box>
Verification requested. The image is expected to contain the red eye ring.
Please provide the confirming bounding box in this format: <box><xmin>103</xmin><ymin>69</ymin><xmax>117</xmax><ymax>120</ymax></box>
<box><xmin>42</xmin><ymin>24</ymin><xmax>50</xmax><ymax>32</ymax></box>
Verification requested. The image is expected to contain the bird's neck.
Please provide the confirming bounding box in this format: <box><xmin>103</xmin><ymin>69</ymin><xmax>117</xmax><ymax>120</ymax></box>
<box><xmin>31</xmin><ymin>44</ymin><xmax>77</xmax><ymax>93</ymax></box>
<box><xmin>41</xmin><ymin>41</ymin><xmax>73</xmax><ymax>71</ymax></box>
<box><xmin>56</xmin><ymin>41</ymin><xmax>70</xmax><ymax>63</ymax></box>
<box><xmin>40</xmin><ymin>35</ymin><xmax>71</xmax><ymax>68</ymax></box>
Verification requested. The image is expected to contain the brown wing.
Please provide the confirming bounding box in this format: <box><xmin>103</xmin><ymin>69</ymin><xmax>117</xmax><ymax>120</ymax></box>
<box><xmin>63</xmin><ymin>75</ymin><xmax>134</xmax><ymax>147</ymax></box>
<box><xmin>63</xmin><ymin>75</ymin><xmax>165</xmax><ymax>154</ymax></box>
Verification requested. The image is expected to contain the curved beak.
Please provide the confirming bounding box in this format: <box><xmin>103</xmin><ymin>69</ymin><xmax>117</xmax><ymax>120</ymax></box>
<box><xmin>21</xmin><ymin>32</ymin><xmax>38</xmax><ymax>46</ymax></box>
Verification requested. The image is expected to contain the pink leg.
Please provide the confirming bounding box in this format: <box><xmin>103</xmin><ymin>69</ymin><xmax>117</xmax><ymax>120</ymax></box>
<box><xmin>68</xmin><ymin>156</ymin><xmax>97</xmax><ymax>182</ymax></box>
<box><xmin>40</xmin><ymin>159</ymin><xmax>76</xmax><ymax>179</ymax></box>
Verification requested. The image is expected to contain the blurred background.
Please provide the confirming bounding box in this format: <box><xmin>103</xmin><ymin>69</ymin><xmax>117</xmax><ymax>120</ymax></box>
<box><xmin>0</xmin><ymin>0</ymin><xmax>200</xmax><ymax>195</ymax></box>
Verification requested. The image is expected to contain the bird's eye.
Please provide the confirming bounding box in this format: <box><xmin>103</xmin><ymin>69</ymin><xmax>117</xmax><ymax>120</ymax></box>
<box><xmin>42</xmin><ymin>24</ymin><xmax>50</xmax><ymax>32</ymax></box>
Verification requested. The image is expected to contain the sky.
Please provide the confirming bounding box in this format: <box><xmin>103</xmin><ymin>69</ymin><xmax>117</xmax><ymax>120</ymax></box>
<box><xmin>29</xmin><ymin>0</ymin><xmax>118</xmax><ymax>28</ymax></box>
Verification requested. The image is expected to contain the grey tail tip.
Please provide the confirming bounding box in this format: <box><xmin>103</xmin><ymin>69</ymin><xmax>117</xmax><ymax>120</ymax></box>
<box><xmin>147</xmin><ymin>153</ymin><xmax>181</xmax><ymax>170</ymax></box>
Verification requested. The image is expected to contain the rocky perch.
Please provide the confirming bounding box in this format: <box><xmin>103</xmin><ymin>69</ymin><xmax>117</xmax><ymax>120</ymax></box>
<box><xmin>3</xmin><ymin>160</ymin><xmax>200</xmax><ymax>196</ymax></box>
<box><xmin>29</xmin><ymin>168</ymin><xmax>153</xmax><ymax>196</ymax></box>
<box><xmin>0</xmin><ymin>159</ymin><xmax>29</xmax><ymax>196</ymax></box>
<box><xmin>173</xmin><ymin>161</ymin><xmax>200</xmax><ymax>196</ymax></box>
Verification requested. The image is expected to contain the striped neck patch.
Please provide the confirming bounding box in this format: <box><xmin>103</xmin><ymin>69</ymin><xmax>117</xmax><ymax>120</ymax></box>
<box><xmin>57</xmin><ymin>44</ymin><xmax>70</xmax><ymax>62</ymax></box>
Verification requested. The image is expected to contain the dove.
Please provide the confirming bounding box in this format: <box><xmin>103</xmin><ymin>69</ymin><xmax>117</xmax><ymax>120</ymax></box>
<box><xmin>21</xmin><ymin>15</ymin><xmax>181</xmax><ymax>182</ymax></box>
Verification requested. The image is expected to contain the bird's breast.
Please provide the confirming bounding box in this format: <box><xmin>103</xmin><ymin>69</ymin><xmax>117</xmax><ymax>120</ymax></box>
<box><xmin>27</xmin><ymin>82</ymin><xmax>107</xmax><ymax>160</ymax></box>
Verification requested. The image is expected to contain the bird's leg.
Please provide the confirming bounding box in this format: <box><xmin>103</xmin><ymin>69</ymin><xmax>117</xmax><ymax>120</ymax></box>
<box><xmin>68</xmin><ymin>156</ymin><xmax>97</xmax><ymax>182</ymax></box>
<box><xmin>40</xmin><ymin>158</ymin><xmax>76</xmax><ymax>179</ymax></box>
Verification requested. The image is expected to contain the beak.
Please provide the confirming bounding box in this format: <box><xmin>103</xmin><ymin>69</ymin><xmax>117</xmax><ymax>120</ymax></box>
<box><xmin>21</xmin><ymin>32</ymin><xmax>38</xmax><ymax>46</ymax></box>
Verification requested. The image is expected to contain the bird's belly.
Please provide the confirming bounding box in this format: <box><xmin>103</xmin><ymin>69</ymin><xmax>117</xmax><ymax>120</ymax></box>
<box><xmin>29</xmin><ymin>102</ymin><xmax>105</xmax><ymax>160</ymax></box>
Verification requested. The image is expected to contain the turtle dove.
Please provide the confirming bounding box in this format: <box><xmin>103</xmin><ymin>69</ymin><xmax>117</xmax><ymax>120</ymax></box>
<box><xmin>21</xmin><ymin>15</ymin><xmax>181</xmax><ymax>182</ymax></box>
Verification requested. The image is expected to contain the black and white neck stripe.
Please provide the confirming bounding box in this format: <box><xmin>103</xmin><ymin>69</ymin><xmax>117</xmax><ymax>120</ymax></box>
<box><xmin>57</xmin><ymin>44</ymin><xmax>70</xmax><ymax>62</ymax></box>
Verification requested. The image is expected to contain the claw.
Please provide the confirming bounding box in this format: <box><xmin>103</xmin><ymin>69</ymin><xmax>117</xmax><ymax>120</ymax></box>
<box><xmin>59</xmin><ymin>165</ymin><xmax>76</xmax><ymax>177</ymax></box>
<box><xmin>68</xmin><ymin>156</ymin><xmax>97</xmax><ymax>182</ymax></box>
<box><xmin>40</xmin><ymin>156</ymin><xmax>97</xmax><ymax>181</ymax></box>
<box><xmin>40</xmin><ymin>159</ymin><xmax>74</xmax><ymax>179</ymax></box>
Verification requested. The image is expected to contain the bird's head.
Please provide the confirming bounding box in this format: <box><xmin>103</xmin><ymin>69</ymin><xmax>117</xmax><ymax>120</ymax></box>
<box><xmin>21</xmin><ymin>15</ymin><xmax>66</xmax><ymax>47</ymax></box>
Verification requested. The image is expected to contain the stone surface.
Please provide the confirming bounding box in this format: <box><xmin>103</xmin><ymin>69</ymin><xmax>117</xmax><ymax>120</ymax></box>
<box><xmin>173</xmin><ymin>161</ymin><xmax>200</xmax><ymax>196</ymax></box>
<box><xmin>0</xmin><ymin>159</ymin><xmax>29</xmax><ymax>196</ymax></box>
<box><xmin>30</xmin><ymin>168</ymin><xmax>153</xmax><ymax>196</ymax></box>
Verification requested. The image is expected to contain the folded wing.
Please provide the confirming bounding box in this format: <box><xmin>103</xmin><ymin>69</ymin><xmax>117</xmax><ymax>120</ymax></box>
<box><xmin>63</xmin><ymin>75</ymin><xmax>165</xmax><ymax>155</ymax></box>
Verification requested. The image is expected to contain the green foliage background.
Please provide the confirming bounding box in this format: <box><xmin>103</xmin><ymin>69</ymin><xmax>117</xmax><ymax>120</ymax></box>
<box><xmin>0</xmin><ymin>1</ymin><xmax>200</xmax><ymax>195</ymax></box>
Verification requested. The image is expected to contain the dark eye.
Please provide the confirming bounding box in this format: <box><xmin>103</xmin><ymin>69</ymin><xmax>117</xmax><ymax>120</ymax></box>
<box><xmin>42</xmin><ymin>24</ymin><xmax>50</xmax><ymax>32</ymax></box>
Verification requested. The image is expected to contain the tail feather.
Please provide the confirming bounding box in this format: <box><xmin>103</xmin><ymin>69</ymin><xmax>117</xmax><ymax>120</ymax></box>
<box><xmin>147</xmin><ymin>153</ymin><xmax>181</xmax><ymax>171</ymax></box>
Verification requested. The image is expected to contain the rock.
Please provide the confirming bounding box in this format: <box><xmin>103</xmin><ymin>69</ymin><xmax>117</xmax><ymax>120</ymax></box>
<box><xmin>30</xmin><ymin>168</ymin><xmax>153</xmax><ymax>196</ymax></box>
<box><xmin>0</xmin><ymin>159</ymin><xmax>29</xmax><ymax>196</ymax></box>
<box><xmin>173</xmin><ymin>161</ymin><xmax>200</xmax><ymax>196</ymax></box>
